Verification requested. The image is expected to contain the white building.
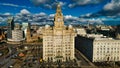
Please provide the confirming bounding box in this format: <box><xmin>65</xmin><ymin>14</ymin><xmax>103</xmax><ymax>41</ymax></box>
<box><xmin>43</xmin><ymin>4</ymin><xmax>75</xmax><ymax>62</ymax></box>
<box><xmin>11</xmin><ymin>29</ymin><xmax>24</xmax><ymax>42</ymax></box>
<box><xmin>7</xmin><ymin>23</ymin><xmax>25</xmax><ymax>42</ymax></box>
<box><xmin>93</xmin><ymin>38</ymin><xmax>120</xmax><ymax>62</ymax></box>
<box><xmin>22</xmin><ymin>22</ymin><xmax>29</xmax><ymax>38</ymax></box>
<box><xmin>76</xmin><ymin>28</ymin><xmax>87</xmax><ymax>36</ymax></box>
<box><xmin>76</xmin><ymin>35</ymin><xmax>120</xmax><ymax>62</ymax></box>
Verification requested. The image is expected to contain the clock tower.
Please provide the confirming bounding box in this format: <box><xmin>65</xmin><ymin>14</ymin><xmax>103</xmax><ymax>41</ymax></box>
<box><xmin>54</xmin><ymin>4</ymin><xmax>64</xmax><ymax>28</ymax></box>
<box><xmin>43</xmin><ymin>4</ymin><xmax>75</xmax><ymax>62</ymax></box>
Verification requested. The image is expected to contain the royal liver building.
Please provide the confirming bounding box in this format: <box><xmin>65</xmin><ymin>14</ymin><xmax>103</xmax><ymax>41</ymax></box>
<box><xmin>43</xmin><ymin>4</ymin><xmax>75</xmax><ymax>62</ymax></box>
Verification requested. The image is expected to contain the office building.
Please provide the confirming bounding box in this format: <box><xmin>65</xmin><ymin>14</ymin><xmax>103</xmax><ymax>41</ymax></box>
<box><xmin>7</xmin><ymin>22</ymin><xmax>24</xmax><ymax>42</ymax></box>
<box><xmin>43</xmin><ymin>4</ymin><xmax>75</xmax><ymax>62</ymax></box>
<box><xmin>7</xmin><ymin>17</ymin><xmax>14</xmax><ymax>39</ymax></box>
<box><xmin>75</xmin><ymin>35</ymin><xmax>120</xmax><ymax>62</ymax></box>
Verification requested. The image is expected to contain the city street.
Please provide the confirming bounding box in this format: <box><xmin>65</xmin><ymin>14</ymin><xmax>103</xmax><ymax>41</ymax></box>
<box><xmin>0</xmin><ymin>43</ymin><xmax>95</xmax><ymax>68</ymax></box>
<box><xmin>11</xmin><ymin>43</ymin><xmax>95</xmax><ymax>68</ymax></box>
<box><xmin>1</xmin><ymin>43</ymin><xmax>120</xmax><ymax>68</ymax></box>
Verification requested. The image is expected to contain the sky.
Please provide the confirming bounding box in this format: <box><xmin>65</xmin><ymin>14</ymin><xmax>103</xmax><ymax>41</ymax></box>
<box><xmin>0</xmin><ymin>0</ymin><xmax>111</xmax><ymax>16</ymax></box>
<box><xmin>0</xmin><ymin>0</ymin><xmax>120</xmax><ymax>25</ymax></box>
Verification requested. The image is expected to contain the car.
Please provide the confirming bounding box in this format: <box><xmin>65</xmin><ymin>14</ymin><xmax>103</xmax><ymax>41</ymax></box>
<box><xmin>0</xmin><ymin>52</ymin><xmax>2</xmax><ymax>56</ymax></box>
<box><xmin>8</xmin><ymin>65</ymin><xmax>13</xmax><ymax>68</ymax></box>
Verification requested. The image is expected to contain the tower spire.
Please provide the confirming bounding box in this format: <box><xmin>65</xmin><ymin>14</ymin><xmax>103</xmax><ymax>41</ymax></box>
<box><xmin>54</xmin><ymin>4</ymin><xmax>64</xmax><ymax>28</ymax></box>
<box><xmin>55</xmin><ymin>4</ymin><xmax>62</xmax><ymax>16</ymax></box>
<box><xmin>56</xmin><ymin>4</ymin><xmax>61</xmax><ymax>12</ymax></box>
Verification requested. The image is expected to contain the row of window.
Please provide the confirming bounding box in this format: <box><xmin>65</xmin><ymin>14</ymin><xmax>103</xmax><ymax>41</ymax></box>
<box><xmin>94</xmin><ymin>57</ymin><xmax>119</xmax><ymax>61</ymax></box>
<box><xmin>94</xmin><ymin>47</ymin><xmax>120</xmax><ymax>53</ymax></box>
<box><xmin>44</xmin><ymin>50</ymin><xmax>72</xmax><ymax>53</ymax></box>
<box><xmin>44</xmin><ymin>41</ymin><xmax>72</xmax><ymax>44</ymax></box>
<box><xmin>96</xmin><ymin>48</ymin><xmax>119</xmax><ymax>50</ymax></box>
<box><xmin>95</xmin><ymin>53</ymin><xmax>119</xmax><ymax>56</ymax></box>
<box><xmin>44</xmin><ymin>47</ymin><xmax>72</xmax><ymax>49</ymax></box>
<box><xmin>95</xmin><ymin>42</ymin><xmax>120</xmax><ymax>45</ymax></box>
<box><xmin>96</xmin><ymin>51</ymin><xmax>119</xmax><ymax>53</ymax></box>
<box><xmin>44</xmin><ymin>56</ymin><xmax>72</xmax><ymax>61</ymax></box>
<box><xmin>44</xmin><ymin>44</ymin><xmax>72</xmax><ymax>47</ymax></box>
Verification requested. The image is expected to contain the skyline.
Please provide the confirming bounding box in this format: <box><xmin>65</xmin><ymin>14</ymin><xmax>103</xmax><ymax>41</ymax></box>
<box><xmin>0</xmin><ymin>0</ymin><xmax>120</xmax><ymax>25</ymax></box>
<box><xmin>0</xmin><ymin>2</ymin><xmax>120</xmax><ymax>68</ymax></box>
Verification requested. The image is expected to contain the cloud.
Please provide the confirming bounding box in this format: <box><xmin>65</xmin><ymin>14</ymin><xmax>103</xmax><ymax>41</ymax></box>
<box><xmin>0</xmin><ymin>3</ymin><xmax>31</xmax><ymax>8</ymax></box>
<box><xmin>88</xmin><ymin>18</ymin><xmax>103</xmax><ymax>24</ymax></box>
<box><xmin>20</xmin><ymin>9</ymin><xmax>30</xmax><ymax>15</ymax></box>
<box><xmin>64</xmin><ymin>15</ymin><xmax>103</xmax><ymax>25</ymax></box>
<box><xmin>79</xmin><ymin>18</ymin><xmax>103</xmax><ymax>24</ymax></box>
<box><xmin>0</xmin><ymin>12</ymin><xmax>104</xmax><ymax>25</ymax></box>
<box><xmin>97</xmin><ymin>0</ymin><xmax>120</xmax><ymax>16</ymax></box>
<box><xmin>64</xmin><ymin>15</ymin><xmax>78</xmax><ymax>19</ymax></box>
<box><xmin>103</xmin><ymin>0</ymin><xmax>120</xmax><ymax>12</ymax></box>
<box><xmin>34</xmin><ymin>12</ymin><xmax>47</xmax><ymax>17</ymax></box>
<box><xmin>59</xmin><ymin>1</ymin><xmax>66</xmax><ymax>6</ymax></box>
<box><xmin>30</xmin><ymin>0</ymin><xmax>66</xmax><ymax>9</ymax></box>
<box><xmin>68</xmin><ymin>0</ymin><xmax>103</xmax><ymax>8</ymax></box>
<box><xmin>30</xmin><ymin>0</ymin><xmax>50</xmax><ymax>5</ymax></box>
<box><xmin>0</xmin><ymin>14</ymin><xmax>11</xmax><ymax>23</ymax></box>
<box><xmin>39</xmin><ymin>12</ymin><xmax>46</xmax><ymax>16</ymax></box>
<box><xmin>30</xmin><ymin>0</ymin><xmax>103</xmax><ymax>9</ymax></box>
<box><xmin>80</xmin><ymin>13</ymin><xmax>92</xmax><ymax>18</ymax></box>
<box><xmin>45</xmin><ymin>1</ymin><xmax>66</xmax><ymax>9</ymax></box>
<box><xmin>4</xmin><ymin>13</ymin><xmax>11</xmax><ymax>16</ymax></box>
<box><xmin>0</xmin><ymin>17</ymin><xmax>3</xmax><ymax>22</ymax></box>
<box><xmin>79</xmin><ymin>0</ymin><xmax>120</xmax><ymax>18</ymax></box>
<box><xmin>49</xmin><ymin>14</ymin><xmax>55</xmax><ymax>17</ymax></box>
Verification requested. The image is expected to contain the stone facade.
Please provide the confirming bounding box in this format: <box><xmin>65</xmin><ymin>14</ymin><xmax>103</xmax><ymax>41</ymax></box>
<box><xmin>93</xmin><ymin>38</ymin><xmax>120</xmax><ymax>62</ymax></box>
<box><xmin>76</xmin><ymin>35</ymin><xmax>120</xmax><ymax>62</ymax></box>
<box><xmin>26</xmin><ymin>23</ymin><xmax>39</xmax><ymax>43</ymax></box>
<box><xmin>43</xmin><ymin>4</ymin><xmax>75</xmax><ymax>62</ymax></box>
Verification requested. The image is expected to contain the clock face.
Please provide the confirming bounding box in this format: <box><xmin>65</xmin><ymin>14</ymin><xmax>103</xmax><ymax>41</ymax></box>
<box><xmin>57</xmin><ymin>18</ymin><xmax>61</xmax><ymax>22</ymax></box>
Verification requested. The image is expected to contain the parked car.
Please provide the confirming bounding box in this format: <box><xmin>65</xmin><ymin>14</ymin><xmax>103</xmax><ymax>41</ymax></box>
<box><xmin>0</xmin><ymin>52</ymin><xmax>2</xmax><ymax>56</ymax></box>
<box><xmin>8</xmin><ymin>65</ymin><xmax>13</xmax><ymax>68</ymax></box>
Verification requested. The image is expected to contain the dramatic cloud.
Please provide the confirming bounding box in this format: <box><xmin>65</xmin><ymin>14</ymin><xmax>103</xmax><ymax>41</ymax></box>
<box><xmin>30</xmin><ymin>0</ymin><xmax>103</xmax><ymax>9</ymax></box>
<box><xmin>64</xmin><ymin>15</ymin><xmax>104</xmax><ymax>25</ymax></box>
<box><xmin>78</xmin><ymin>18</ymin><xmax>104</xmax><ymax>24</ymax></box>
<box><xmin>87</xmin><ymin>18</ymin><xmax>103</xmax><ymax>24</ymax></box>
<box><xmin>79</xmin><ymin>0</ymin><xmax>120</xmax><ymax>18</ymax></box>
<box><xmin>68</xmin><ymin>0</ymin><xmax>103</xmax><ymax>8</ymax></box>
<box><xmin>0</xmin><ymin>12</ymin><xmax>105</xmax><ymax>25</ymax></box>
<box><xmin>20</xmin><ymin>9</ymin><xmax>30</xmax><ymax>15</ymax></box>
<box><xmin>0</xmin><ymin>3</ymin><xmax>31</xmax><ymax>8</ymax></box>
<box><xmin>30</xmin><ymin>0</ymin><xmax>66</xmax><ymax>9</ymax></box>
<box><xmin>104</xmin><ymin>0</ymin><xmax>120</xmax><ymax>11</ymax></box>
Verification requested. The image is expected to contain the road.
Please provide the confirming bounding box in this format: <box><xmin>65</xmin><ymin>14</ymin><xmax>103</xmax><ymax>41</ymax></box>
<box><xmin>0</xmin><ymin>43</ymin><xmax>96</xmax><ymax>68</ymax></box>
<box><xmin>0</xmin><ymin>43</ymin><xmax>20</xmax><ymax>67</ymax></box>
